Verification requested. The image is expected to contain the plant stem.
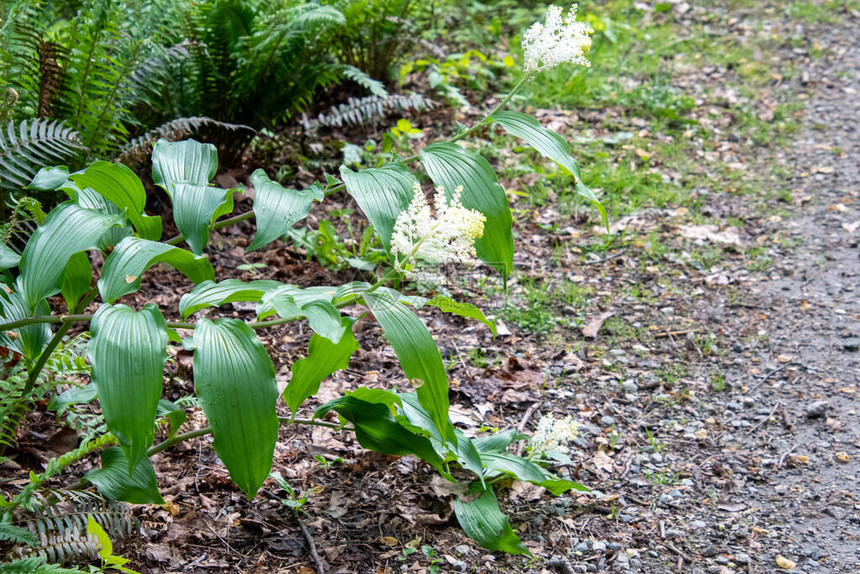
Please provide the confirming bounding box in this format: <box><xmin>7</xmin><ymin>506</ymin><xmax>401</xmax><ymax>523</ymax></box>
<box><xmin>146</xmin><ymin>417</ymin><xmax>353</xmax><ymax>457</ymax></box>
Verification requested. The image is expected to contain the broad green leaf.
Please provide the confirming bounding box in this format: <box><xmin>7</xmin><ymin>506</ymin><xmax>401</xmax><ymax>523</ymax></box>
<box><xmin>421</xmin><ymin>296</ymin><xmax>495</xmax><ymax>336</ymax></box>
<box><xmin>61</xmin><ymin>251</ymin><xmax>92</xmax><ymax>311</ymax></box>
<box><xmin>256</xmin><ymin>284</ymin><xmax>337</xmax><ymax>317</ymax></box>
<box><xmin>87</xmin><ymin>304</ymin><xmax>167</xmax><ymax>471</ymax></box>
<box><xmin>151</xmin><ymin>138</ymin><xmax>217</xmax><ymax>187</ymax></box>
<box><xmin>17</xmin><ymin>202</ymin><xmax>124</xmax><ymax>310</ymax></box>
<box><xmin>420</xmin><ymin>142</ymin><xmax>513</xmax><ymax>278</ymax></box>
<box><xmin>479</xmin><ymin>452</ymin><xmax>587</xmax><ymax>495</ymax></box>
<box><xmin>48</xmin><ymin>384</ymin><xmax>97</xmax><ymax>413</ymax></box>
<box><xmin>85</xmin><ymin>447</ymin><xmax>164</xmax><ymax>504</ymax></box>
<box><xmin>0</xmin><ymin>285</ymin><xmax>50</xmax><ymax>363</ymax></box>
<box><xmin>179</xmin><ymin>279</ymin><xmax>282</xmax><ymax>319</ymax></box>
<box><xmin>314</xmin><ymin>395</ymin><xmax>449</xmax><ymax>478</ymax></box>
<box><xmin>285</xmin><ymin>318</ymin><xmax>358</xmax><ymax>416</ymax></box>
<box><xmin>453</xmin><ymin>486</ymin><xmax>530</xmax><ymax>555</ymax></box>
<box><xmin>27</xmin><ymin>165</ymin><xmax>70</xmax><ymax>190</ymax></box>
<box><xmin>340</xmin><ymin>162</ymin><xmax>415</xmax><ymax>250</ymax></box>
<box><xmin>192</xmin><ymin>319</ymin><xmax>279</xmax><ymax>498</ymax></box>
<box><xmin>363</xmin><ymin>290</ymin><xmax>450</xmax><ymax>443</ymax></box>
<box><xmin>98</xmin><ymin>236</ymin><xmax>214</xmax><ymax>303</ymax></box>
<box><xmin>86</xmin><ymin>517</ymin><xmax>112</xmax><ymax>559</ymax></box>
<box><xmin>264</xmin><ymin>292</ymin><xmax>345</xmax><ymax>343</ymax></box>
<box><xmin>151</xmin><ymin>139</ymin><xmax>241</xmax><ymax>254</ymax></box>
<box><xmin>473</xmin><ymin>429</ymin><xmax>529</xmax><ymax>454</ymax></box>
<box><xmin>70</xmin><ymin>161</ymin><xmax>162</xmax><ymax>240</ymax></box>
<box><xmin>454</xmin><ymin>429</ymin><xmax>485</xmax><ymax>487</ymax></box>
<box><xmin>491</xmin><ymin>111</ymin><xmax>608</xmax><ymax>230</ymax></box>
<box><xmin>0</xmin><ymin>244</ymin><xmax>19</xmax><ymax>269</ymax></box>
<box><xmin>248</xmin><ymin>169</ymin><xmax>324</xmax><ymax>251</ymax></box>
<box><xmin>156</xmin><ymin>399</ymin><xmax>187</xmax><ymax>439</ymax></box>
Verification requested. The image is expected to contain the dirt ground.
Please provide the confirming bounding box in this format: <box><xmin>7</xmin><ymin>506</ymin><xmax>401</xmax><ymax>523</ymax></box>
<box><xmin>4</xmin><ymin>2</ymin><xmax>860</xmax><ymax>574</ymax></box>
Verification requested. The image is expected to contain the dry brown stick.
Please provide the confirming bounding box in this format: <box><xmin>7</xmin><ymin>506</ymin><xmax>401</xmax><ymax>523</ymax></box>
<box><xmin>297</xmin><ymin>516</ymin><xmax>326</xmax><ymax>574</ymax></box>
<box><xmin>663</xmin><ymin>542</ymin><xmax>692</xmax><ymax>563</ymax></box>
<box><xmin>746</xmin><ymin>401</ymin><xmax>781</xmax><ymax>435</ymax></box>
<box><xmin>653</xmin><ymin>329</ymin><xmax>700</xmax><ymax>339</ymax></box>
<box><xmin>515</xmin><ymin>402</ymin><xmax>540</xmax><ymax>457</ymax></box>
<box><xmin>777</xmin><ymin>444</ymin><xmax>798</xmax><ymax>469</ymax></box>
<box><xmin>748</xmin><ymin>361</ymin><xmax>802</xmax><ymax>392</ymax></box>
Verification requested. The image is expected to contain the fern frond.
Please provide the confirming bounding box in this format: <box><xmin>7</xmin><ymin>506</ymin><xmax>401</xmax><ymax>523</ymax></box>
<box><xmin>341</xmin><ymin>65</ymin><xmax>388</xmax><ymax>98</ymax></box>
<box><xmin>0</xmin><ymin>523</ymin><xmax>36</xmax><ymax>546</ymax></box>
<box><xmin>0</xmin><ymin>119</ymin><xmax>87</xmax><ymax>189</ymax></box>
<box><xmin>7</xmin><ymin>490</ymin><xmax>138</xmax><ymax>565</ymax></box>
<box><xmin>0</xmin><ymin>557</ymin><xmax>94</xmax><ymax>574</ymax></box>
<box><xmin>301</xmin><ymin>93</ymin><xmax>437</xmax><ymax>132</ymax></box>
<box><xmin>117</xmin><ymin>116</ymin><xmax>255</xmax><ymax>166</ymax></box>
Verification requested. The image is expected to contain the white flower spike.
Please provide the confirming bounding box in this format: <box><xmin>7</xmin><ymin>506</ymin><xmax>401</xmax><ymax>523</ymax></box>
<box><xmin>530</xmin><ymin>413</ymin><xmax>580</xmax><ymax>462</ymax></box>
<box><xmin>390</xmin><ymin>183</ymin><xmax>486</xmax><ymax>282</ymax></box>
<box><xmin>522</xmin><ymin>4</ymin><xmax>593</xmax><ymax>76</ymax></box>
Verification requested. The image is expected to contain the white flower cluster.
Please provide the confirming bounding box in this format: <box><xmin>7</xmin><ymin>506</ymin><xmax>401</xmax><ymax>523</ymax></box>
<box><xmin>530</xmin><ymin>413</ymin><xmax>580</xmax><ymax>462</ymax></box>
<box><xmin>390</xmin><ymin>183</ymin><xmax>486</xmax><ymax>282</ymax></box>
<box><xmin>522</xmin><ymin>4</ymin><xmax>593</xmax><ymax>76</ymax></box>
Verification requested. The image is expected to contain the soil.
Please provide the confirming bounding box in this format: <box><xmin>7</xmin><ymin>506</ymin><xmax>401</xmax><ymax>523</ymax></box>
<box><xmin>3</xmin><ymin>2</ymin><xmax>859</xmax><ymax>574</ymax></box>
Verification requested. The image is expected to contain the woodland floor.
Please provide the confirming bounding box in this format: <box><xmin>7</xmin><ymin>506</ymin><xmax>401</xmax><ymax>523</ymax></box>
<box><xmin>4</xmin><ymin>1</ymin><xmax>860</xmax><ymax>573</ymax></box>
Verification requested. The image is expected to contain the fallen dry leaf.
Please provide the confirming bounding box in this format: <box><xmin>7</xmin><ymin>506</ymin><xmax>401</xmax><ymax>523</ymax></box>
<box><xmin>592</xmin><ymin>449</ymin><xmax>615</xmax><ymax>473</ymax></box>
<box><xmin>582</xmin><ymin>312</ymin><xmax>614</xmax><ymax>339</ymax></box>
<box><xmin>679</xmin><ymin>224</ymin><xmax>743</xmax><ymax>246</ymax></box>
<box><xmin>776</xmin><ymin>555</ymin><xmax>796</xmax><ymax>569</ymax></box>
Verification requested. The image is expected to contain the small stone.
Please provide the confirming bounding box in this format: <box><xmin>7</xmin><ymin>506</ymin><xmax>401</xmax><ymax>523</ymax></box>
<box><xmin>701</xmin><ymin>545</ymin><xmax>720</xmax><ymax>557</ymax></box>
<box><xmin>691</xmin><ymin>520</ymin><xmax>708</xmax><ymax>530</ymax></box>
<box><xmin>601</xmin><ymin>416</ymin><xmax>615</xmax><ymax>426</ymax></box>
<box><xmin>454</xmin><ymin>545</ymin><xmax>470</xmax><ymax>555</ymax></box>
<box><xmin>651</xmin><ymin>453</ymin><xmax>663</xmax><ymax>463</ymax></box>
<box><xmin>735</xmin><ymin>552</ymin><xmax>750</xmax><ymax>565</ymax></box>
<box><xmin>592</xmin><ymin>541</ymin><xmax>607</xmax><ymax>552</ymax></box>
<box><xmin>732</xmin><ymin>341</ymin><xmax>744</xmax><ymax>352</ymax></box>
<box><xmin>574</xmin><ymin>541</ymin><xmax>590</xmax><ymax>552</ymax></box>
<box><xmin>742</xmin><ymin>397</ymin><xmax>756</xmax><ymax>408</ymax></box>
<box><xmin>841</xmin><ymin>338</ymin><xmax>859</xmax><ymax>352</ymax></box>
<box><xmin>806</xmin><ymin>401</ymin><xmax>829</xmax><ymax>418</ymax></box>
<box><xmin>622</xmin><ymin>380</ymin><xmax>639</xmax><ymax>393</ymax></box>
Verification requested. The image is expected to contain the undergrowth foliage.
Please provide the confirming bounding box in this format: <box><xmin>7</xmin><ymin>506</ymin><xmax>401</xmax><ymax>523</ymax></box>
<box><xmin>0</xmin><ymin>4</ymin><xmax>604</xmax><ymax>563</ymax></box>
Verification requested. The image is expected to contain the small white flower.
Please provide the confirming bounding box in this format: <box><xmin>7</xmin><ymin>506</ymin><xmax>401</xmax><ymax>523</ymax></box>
<box><xmin>530</xmin><ymin>413</ymin><xmax>580</xmax><ymax>462</ymax></box>
<box><xmin>390</xmin><ymin>183</ymin><xmax>486</xmax><ymax>282</ymax></box>
<box><xmin>522</xmin><ymin>4</ymin><xmax>593</xmax><ymax>76</ymax></box>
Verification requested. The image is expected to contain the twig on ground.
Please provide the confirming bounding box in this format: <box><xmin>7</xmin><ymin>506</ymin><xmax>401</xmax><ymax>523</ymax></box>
<box><xmin>515</xmin><ymin>402</ymin><xmax>540</xmax><ymax>457</ymax></box>
<box><xmin>747</xmin><ymin>401</ymin><xmax>782</xmax><ymax>434</ymax></box>
<box><xmin>583</xmin><ymin>248</ymin><xmax>628</xmax><ymax>265</ymax></box>
<box><xmin>748</xmin><ymin>361</ymin><xmax>802</xmax><ymax>392</ymax></box>
<box><xmin>546</xmin><ymin>557</ymin><xmax>576</xmax><ymax>574</ymax></box>
<box><xmin>662</xmin><ymin>542</ymin><xmax>692</xmax><ymax>564</ymax></box>
<box><xmin>777</xmin><ymin>444</ymin><xmax>798</xmax><ymax>469</ymax></box>
<box><xmin>653</xmin><ymin>329</ymin><xmax>700</xmax><ymax>339</ymax></box>
<box><xmin>297</xmin><ymin>516</ymin><xmax>326</xmax><ymax>574</ymax></box>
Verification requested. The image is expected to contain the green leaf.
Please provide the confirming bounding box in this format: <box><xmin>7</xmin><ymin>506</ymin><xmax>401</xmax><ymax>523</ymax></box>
<box><xmin>70</xmin><ymin>161</ymin><xmax>163</xmax><ymax>241</ymax></box>
<box><xmin>454</xmin><ymin>429</ymin><xmax>485</xmax><ymax>487</ymax></box>
<box><xmin>179</xmin><ymin>279</ymin><xmax>282</xmax><ymax>319</ymax></box>
<box><xmin>0</xmin><ymin>285</ymin><xmax>50</xmax><ymax>363</ymax></box>
<box><xmin>256</xmin><ymin>284</ymin><xmax>337</xmax><ymax>315</ymax></box>
<box><xmin>86</xmin><ymin>447</ymin><xmax>164</xmax><ymax>504</ymax></box>
<box><xmin>479</xmin><ymin>453</ymin><xmax>588</xmax><ymax>495</ymax></box>
<box><xmin>156</xmin><ymin>400</ymin><xmax>187</xmax><ymax>439</ymax></box>
<box><xmin>0</xmin><ymin>522</ymin><xmax>37</xmax><ymax>546</ymax></box>
<box><xmin>491</xmin><ymin>111</ymin><xmax>608</xmax><ymax>230</ymax></box>
<box><xmin>420</xmin><ymin>296</ymin><xmax>495</xmax><ymax>336</ymax></box>
<box><xmin>420</xmin><ymin>142</ymin><xmax>514</xmax><ymax>278</ymax></box>
<box><xmin>314</xmin><ymin>395</ymin><xmax>449</xmax><ymax>478</ymax></box>
<box><xmin>453</xmin><ymin>486</ymin><xmax>530</xmax><ymax>555</ymax></box>
<box><xmin>473</xmin><ymin>429</ymin><xmax>528</xmax><ymax>455</ymax></box>
<box><xmin>86</xmin><ymin>516</ymin><xmax>112</xmax><ymax>559</ymax></box>
<box><xmin>0</xmin><ymin>244</ymin><xmax>20</xmax><ymax>269</ymax></box>
<box><xmin>61</xmin><ymin>251</ymin><xmax>92</xmax><ymax>311</ymax></box>
<box><xmin>87</xmin><ymin>304</ymin><xmax>167</xmax><ymax>471</ymax></box>
<box><xmin>248</xmin><ymin>169</ymin><xmax>323</xmax><ymax>251</ymax></box>
<box><xmin>151</xmin><ymin>139</ymin><xmax>240</xmax><ymax>254</ymax></box>
<box><xmin>151</xmin><ymin>138</ymin><xmax>217</xmax><ymax>187</ymax></box>
<box><xmin>362</xmin><ymin>290</ymin><xmax>450</xmax><ymax>444</ymax></box>
<box><xmin>98</xmin><ymin>236</ymin><xmax>214</xmax><ymax>303</ymax></box>
<box><xmin>16</xmin><ymin>201</ymin><xmax>124</xmax><ymax>310</ymax></box>
<box><xmin>192</xmin><ymin>319</ymin><xmax>279</xmax><ymax>498</ymax></box>
<box><xmin>340</xmin><ymin>162</ymin><xmax>415</xmax><ymax>250</ymax></box>
<box><xmin>264</xmin><ymin>292</ymin><xmax>345</xmax><ymax>343</ymax></box>
<box><xmin>48</xmin><ymin>384</ymin><xmax>97</xmax><ymax>413</ymax></box>
<box><xmin>27</xmin><ymin>165</ymin><xmax>70</xmax><ymax>191</ymax></box>
<box><xmin>285</xmin><ymin>318</ymin><xmax>358</xmax><ymax>416</ymax></box>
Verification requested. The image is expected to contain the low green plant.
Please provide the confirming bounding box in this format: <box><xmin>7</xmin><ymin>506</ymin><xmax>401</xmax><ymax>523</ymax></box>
<box><xmin>0</xmin><ymin>5</ymin><xmax>606</xmax><ymax>561</ymax></box>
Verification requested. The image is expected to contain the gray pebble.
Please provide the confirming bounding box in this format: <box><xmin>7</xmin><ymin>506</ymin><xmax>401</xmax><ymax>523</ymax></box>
<box><xmin>807</xmin><ymin>400</ymin><xmax>829</xmax><ymax>418</ymax></box>
<box><xmin>691</xmin><ymin>520</ymin><xmax>708</xmax><ymax>530</ymax></box>
<box><xmin>600</xmin><ymin>415</ymin><xmax>615</xmax><ymax>426</ymax></box>
<box><xmin>574</xmin><ymin>541</ymin><xmax>590</xmax><ymax>552</ymax></box>
<box><xmin>454</xmin><ymin>545</ymin><xmax>470</xmax><ymax>555</ymax></box>
<box><xmin>592</xmin><ymin>541</ymin><xmax>607</xmax><ymax>552</ymax></box>
<box><xmin>622</xmin><ymin>380</ymin><xmax>639</xmax><ymax>392</ymax></box>
<box><xmin>735</xmin><ymin>552</ymin><xmax>750</xmax><ymax>565</ymax></box>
